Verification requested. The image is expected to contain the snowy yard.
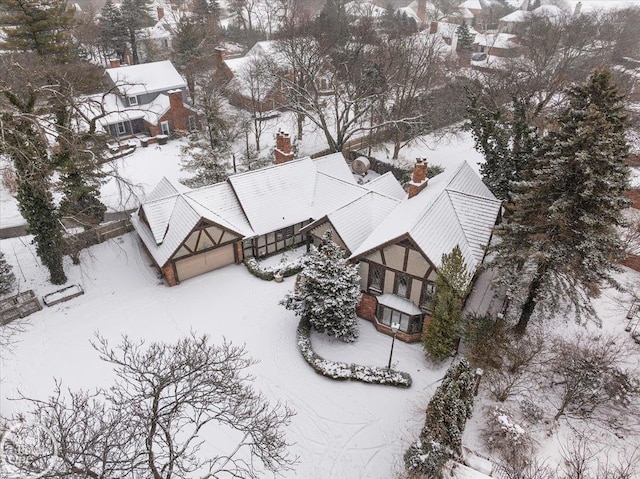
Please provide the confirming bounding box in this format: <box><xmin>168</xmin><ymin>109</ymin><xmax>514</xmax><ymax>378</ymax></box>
<box><xmin>0</xmin><ymin>233</ymin><xmax>450</xmax><ymax>479</ymax></box>
<box><xmin>2</xmin><ymin>229</ymin><xmax>640</xmax><ymax>477</ymax></box>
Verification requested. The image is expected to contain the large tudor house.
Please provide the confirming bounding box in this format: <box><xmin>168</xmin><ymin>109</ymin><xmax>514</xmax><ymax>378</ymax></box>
<box><xmin>80</xmin><ymin>60</ymin><xmax>198</xmax><ymax>139</ymax></box>
<box><xmin>131</xmin><ymin>132</ymin><xmax>502</xmax><ymax>342</ymax></box>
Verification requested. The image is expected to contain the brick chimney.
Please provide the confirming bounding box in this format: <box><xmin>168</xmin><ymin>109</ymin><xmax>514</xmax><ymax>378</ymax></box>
<box><xmin>214</xmin><ymin>47</ymin><xmax>226</xmax><ymax>69</ymax></box>
<box><xmin>109</xmin><ymin>58</ymin><xmax>121</xmax><ymax>68</ymax></box>
<box><xmin>157</xmin><ymin>6</ymin><xmax>164</xmax><ymax>20</ymax></box>
<box><xmin>429</xmin><ymin>21</ymin><xmax>438</xmax><ymax>35</ymax></box>
<box><xmin>408</xmin><ymin>158</ymin><xmax>428</xmax><ymax>199</ymax></box>
<box><xmin>168</xmin><ymin>89</ymin><xmax>184</xmax><ymax>111</ymax></box>
<box><xmin>274</xmin><ymin>131</ymin><xmax>294</xmax><ymax>164</ymax></box>
<box><xmin>417</xmin><ymin>0</ymin><xmax>427</xmax><ymax>28</ymax></box>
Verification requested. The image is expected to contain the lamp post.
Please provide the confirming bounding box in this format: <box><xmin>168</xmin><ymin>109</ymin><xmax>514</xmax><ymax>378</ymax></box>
<box><xmin>387</xmin><ymin>321</ymin><xmax>400</xmax><ymax>369</ymax></box>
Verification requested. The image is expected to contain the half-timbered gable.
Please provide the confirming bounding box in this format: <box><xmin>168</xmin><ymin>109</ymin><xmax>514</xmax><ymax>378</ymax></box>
<box><xmin>131</xmin><ymin>150</ymin><xmax>501</xmax><ymax>343</ymax></box>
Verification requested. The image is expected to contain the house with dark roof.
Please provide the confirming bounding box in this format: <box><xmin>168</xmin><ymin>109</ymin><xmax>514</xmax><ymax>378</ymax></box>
<box><xmin>131</xmin><ymin>132</ymin><xmax>502</xmax><ymax>342</ymax></box>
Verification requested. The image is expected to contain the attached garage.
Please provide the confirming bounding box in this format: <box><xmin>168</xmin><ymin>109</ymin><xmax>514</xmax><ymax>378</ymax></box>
<box><xmin>174</xmin><ymin>243</ymin><xmax>236</xmax><ymax>282</ymax></box>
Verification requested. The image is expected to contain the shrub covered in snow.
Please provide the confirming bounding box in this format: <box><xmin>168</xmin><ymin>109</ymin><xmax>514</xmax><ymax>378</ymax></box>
<box><xmin>283</xmin><ymin>231</ymin><xmax>360</xmax><ymax>342</ymax></box>
<box><xmin>483</xmin><ymin>406</ymin><xmax>532</xmax><ymax>463</ymax></box>
<box><xmin>404</xmin><ymin>359</ymin><xmax>475</xmax><ymax>477</ymax></box>
<box><xmin>404</xmin><ymin>438</ymin><xmax>449</xmax><ymax>479</ymax></box>
<box><xmin>244</xmin><ymin>255</ymin><xmax>305</xmax><ymax>281</ymax></box>
<box><xmin>296</xmin><ymin>318</ymin><xmax>412</xmax><ymax>387</ymax></box>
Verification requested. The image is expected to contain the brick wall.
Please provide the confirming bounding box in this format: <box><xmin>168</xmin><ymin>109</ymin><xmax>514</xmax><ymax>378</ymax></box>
<box><xmin>356</xmin><ymin>292</ymin><xmax>377</xmax><ymax>321</ymax></box>
<box><xmin>159</xmin><ymin>91</ymin><xmax>197</xmax><ymax>133</ymax></box>
<box><xmin>162</xmin><ymin>262</ymin><xmax>178</xmax><ymax>286</ymax></box>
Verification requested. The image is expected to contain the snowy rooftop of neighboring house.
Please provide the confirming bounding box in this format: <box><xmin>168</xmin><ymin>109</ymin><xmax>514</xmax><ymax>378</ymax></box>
<box><xmin>499</xmin><ymin>9</ymin><xmax>529</xmax><ymax>22</ymax></box>
<box><xmin>458</xmin><ymin>0</ymin><xmax>501</xmax><ymax>10</ymax></box>
<box><xmin>457</xmin><ymin>7</ymin><xmax>475</xmax><ymax>18</ymax></box>
<box><xmin>429</xmin><ymin>22</ymin><xmax>480</xmax><ymax>39</ymax></box>
<box><xmin>75</xmin><ymin>92</ymin><xmax>178</xmax><ymax>131</ymax></box>
<box><xmin>350</xmin><ymin>160</ymin><xmax>502</xmax><ymax>273</ymax></box>
<box><xmin>532</xmin><ymin>4</ymin><xmax>565</xmax><ymax>20</ymax></box>
<box><xmin>474</xmin><ymin>32</ymin><xmax>518</xmax><ymax>49</ymax></box>
<box><xmin>345</xmin><ymin>0</ymin><xmax>387</xmax><ymax>17</ymax></box>
<box><xmin>396</xmin><ymin>6</ymin><xmax>422</xmax><ymax>23</ymax></box>
<box><xmin>106</xmin><ymin>60</ymin><xmax>186</xmax><ymax>97</ymax></box>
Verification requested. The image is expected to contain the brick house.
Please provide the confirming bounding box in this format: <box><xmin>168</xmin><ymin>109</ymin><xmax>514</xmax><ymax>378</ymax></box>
<box><xmin>80</xmin><ymin>60</ymin><xmax>198</xmax><ymax>139</ymax></box>
<box><xmin>132</xmin><ymin>132</ymin><xmax>502</xmax><ymax>342</ymax></box>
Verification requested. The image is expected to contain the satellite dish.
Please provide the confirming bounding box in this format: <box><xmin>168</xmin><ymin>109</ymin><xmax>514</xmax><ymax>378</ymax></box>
<box><xmin>352</xmin><ymin>156</ymin><xmax>370</xmax><ymax>175</ymax></box>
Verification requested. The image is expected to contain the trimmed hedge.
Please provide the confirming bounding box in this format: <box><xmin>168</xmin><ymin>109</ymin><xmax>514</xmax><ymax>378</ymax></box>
<box><xmin>296</xmin><ymin>318</ymin><xmax>412</xmax><ymax>388</ymax></box>
<box><xmin>244</xmin><ymin>256</ymin><xmax>305</xmax><ymax>281</ymax></box>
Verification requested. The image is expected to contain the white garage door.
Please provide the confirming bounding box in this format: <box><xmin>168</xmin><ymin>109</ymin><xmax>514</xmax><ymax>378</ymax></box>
<box><xmin>175</xmin><ymin>244</ymin><xmax>235</xmax><ymax>282</ymax></box>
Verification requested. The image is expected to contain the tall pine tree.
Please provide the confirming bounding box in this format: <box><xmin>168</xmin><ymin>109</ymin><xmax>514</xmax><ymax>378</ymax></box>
<box><xmin>282</xmin><ymin>231</ymin><xmax>361</xmax><ymax>342</ymax></box>
<box><xmin>405</xmin><ymin>359</ymin><xmax>475</xmax><ymax>478</ymax></box>
<box><xmin>492</xmin><ymin>69</ymin><xmax>630</xmax><ymax>333</ymax></box>
<box><xmin>422</xmin><ymin>245</ymin><xmax>471</xmax><ymax>362</ymax></box>
<box><xmin>456</xmin><ymin>23</ymin><xmax>473</xmax><ymax>52</ymax></box>
<box><xmin>99</xmin><ymin>0</ymin><xmax>128</xmax><ymax>62</ymax></box>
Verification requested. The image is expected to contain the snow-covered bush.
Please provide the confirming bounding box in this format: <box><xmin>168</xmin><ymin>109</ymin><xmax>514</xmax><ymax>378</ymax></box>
<box><xmin>295</xmin><ymin>318</ymin><xmax>412</xmax><ymax>387</ymax></box>
<box><xmin>519</xmin><ymin>399</ymin><xmax>544</xmax><ymax>424</ymax></box>
<box><xmin>0</xmin><ymin>250</ymin><xmax>16</xmax><ymax>298</ymax></box>
<box><xmin>244</xmin><ymin>255</ymin><xmax>305</xmax><ymax>281</ymax></box>
<box><xmin>482</xmin><ymin>407</ymin><xmax>533</xmax><ymax>463</ymax></box>
<box><xmin>282</xmin><ymin>231</ymin><xmax>360</xmax><ymax>342</ymax></box>
<box><xmin>404</xmin><ymin>437</ymin><xmax>449</xmax><ymax>479</ymax></box>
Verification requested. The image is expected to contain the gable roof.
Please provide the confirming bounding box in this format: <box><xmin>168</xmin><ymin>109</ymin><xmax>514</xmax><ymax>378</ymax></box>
<box><xmin>132</xmin><ymin>154</ymin><xmax>501</xmax><ymax>275</ymax></box>
<box><xmin>106</xmin><ymin>60</ymin><xmax>186</xmax><ymax>97</ymax></box>
<box><xmin>350</xmin><ymin>161</ymin><xmax>502</xmax><ymax>274</ymax></box>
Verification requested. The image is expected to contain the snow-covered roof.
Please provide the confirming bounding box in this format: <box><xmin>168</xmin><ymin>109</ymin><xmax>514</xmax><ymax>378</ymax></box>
<box><xmin>396</xmin><ymin>6</ymin><xmax>422</xmax><ymax>23</ymax></box>
<box><xmin>106</xmin><ymin>60</ymin><xmax>186</xmax><ymax>97</ymax></box>
<box><xmin>532</xmin><ymin>4</ymin><xmax>565</xmax><ymax>20</ymax></box>
<box><xmin>362</xmin><ymin>172</ymin><xmax>406</xmax><ymax>200</ymax></box>
<box><xmin>350</xmin><ymin>161</ymin><xmax>502</xmax><ymax>273</ymax></box>
<box><xmin>499</xmin><ymin>9</ymin><xmax>529</xmax><ymax>22</ymax></box>
<box><xmin>133</xmin><ymin>154</ymin><xmax>500</xmax><ymax>274</ymax></box>
<box><xmin>378</xmin><ymin>293</ymin><xmax>423</xmax><ymax>315</ymax></box>
<box><xmin>75</xmin><ymin>92</ymin><xmax>185</xmax><ymax>130</ymax></box>
<box><xmin>133</xmin><ymin>154</ymin><xmax>361</xmax><ymax>266</ymax></box>
<box><xmin>345</xmin><ymin>0</ymin><xmax>387</xmax><ymax>17</ymax></box>
<box><xmin>474</xmin><ymin>32</ymin><xmax>519</xmax><ymax>49</ymax></box>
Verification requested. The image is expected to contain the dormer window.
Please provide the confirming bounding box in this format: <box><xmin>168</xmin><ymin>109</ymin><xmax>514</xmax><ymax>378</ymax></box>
<box><xmin>128</xmin><ymin>96</ymin><xmax>138</xmax><ymax>106</ymax></box>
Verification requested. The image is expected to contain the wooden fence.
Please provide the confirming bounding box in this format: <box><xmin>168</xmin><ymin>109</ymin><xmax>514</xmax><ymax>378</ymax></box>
<box><xmin>0</xmin><ymin>290</ymin><xmax>42</xmax><ymax>325</ymax></box>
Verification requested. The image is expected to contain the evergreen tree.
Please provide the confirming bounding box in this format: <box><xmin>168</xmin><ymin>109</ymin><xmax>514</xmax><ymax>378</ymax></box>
<box><xmin>119</xmin><ymin>0</ymin><xmax>153</xmax><ymax>64</ymax></box>
<box><xmin>466</xmin><ymin>93</ymin><xmax>539</xmax><ymax>202</ymax></box>
<box><xmin>181</xmin><ymin>89</ymin><xmax>234</xmax><ymax>188</ymax></box>
<box><xmin>0</xmin><ymin>0</ymin><xmax>77</xmax><ymax>61</ymax></box>
<box><xmin>491</xmin><ymin>69</ymin><xmax>630</xmax><ymax>333</ymax></box>
<box><xmin>313</xmin><ymin>0</ymin><xmax>350</xmax><ymax>50</ymax></box>
<box><xmin>282</xmin><ymin>231</ymin><xmax>361</xmax><ymax>342</ymax></box>
<box><xmin>423</xmin><ymin>245</ymin><xmax>471</xmax><ymax>361</ymax></box>
<box><xmin>405</xmin><ymin>359</ymin><xmax>475</xmax><ymax>477</ymax></box>
<box><xmin>456</xmin><ymin>22</ymin><xmax>473</xmax><ymax>52</ymax></box>
<box><xmin>99</xmin><ymin>0</ymin><xmax>128</xmax><ymax>62</ymax></box>
<box><xmin>0</xmin><ymin>251</ymin><xmax>16</xmax><ymax>297</ymax></box>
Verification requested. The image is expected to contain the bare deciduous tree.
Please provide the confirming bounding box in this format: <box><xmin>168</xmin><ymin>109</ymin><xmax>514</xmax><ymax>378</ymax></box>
<box><xmin>2</xmin><ymin>334</ymin><xmax>296</xmax><ymax>479</ymax></box>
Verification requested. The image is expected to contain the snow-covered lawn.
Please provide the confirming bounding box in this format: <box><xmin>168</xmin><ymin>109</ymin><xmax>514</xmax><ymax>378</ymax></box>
<box><xmin>0</xmin><ymin>234</ymin><xmax>449</xmax><ymax>479</ymax></box>
<box><xmin>2</xmin><ymin>230</ymin><xmax>640</xmax><ymax>476</ymax></box>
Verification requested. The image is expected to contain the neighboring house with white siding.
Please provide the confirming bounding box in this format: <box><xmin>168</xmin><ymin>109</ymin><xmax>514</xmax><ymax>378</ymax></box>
<box><xmin>131</xmin><ymin>132</ymin><xmax>502</xmax><ymax>342</ymax></box>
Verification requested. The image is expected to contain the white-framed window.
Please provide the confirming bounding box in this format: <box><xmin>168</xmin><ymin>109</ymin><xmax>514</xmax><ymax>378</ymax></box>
<box><xmin>128</xmin><ymin>96</ymin><xmax>138</xmax><ymax>106</ymax></box>
<box><xmin>376</xmin><ymin>305</ymin><xmax>422</xmax><ymax>334</ymax></box>
<box><xmin>160</xmin><ymin>121</ymin><xmax>170</xmax><ymax>136</ymax></box>
<box><xmin>116</xmin><ymin>122</ymin><xmax>126</xmax><ymax>135</ymax></box>
<box><xmin>420</xmin><ymin>281</ymin><xmax>436</xmax><ymax>312</ymax></box>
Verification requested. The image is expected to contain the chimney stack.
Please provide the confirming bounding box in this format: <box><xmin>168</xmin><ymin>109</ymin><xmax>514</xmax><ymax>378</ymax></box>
<box><xmin>275</xmin><ymin>131</ymin><xmax>294</xmax><ymax>164</ymax></box>
<box><xmin>157</xmin><ymin>6</ymin><xmax>164</xmax><ymax>20</ymax></box>
<box><xmin>109</xmin><ymin>58</ymin><xmax>121</xmax><ymax>68</ymax></box>
<box><xmin>429</xmin><ymin>21</ymin><xmax>438</xmax><ymax>35</ymax></box>
<box><xmin>168</xmin><ymin>89</ymin><xmax>184</xmax><ymax>111</ymax></box>
<box><xmin>417</xmin><ymin>0</ymin><xmax>427</xmax><ymax>28</ymax></box>
<box><xmin>408</xmin><ymin>158</ymin><xmax>428</xmax><ymax>199</ymax></box>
